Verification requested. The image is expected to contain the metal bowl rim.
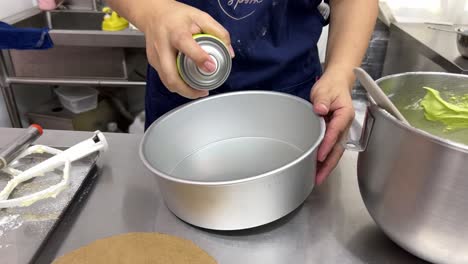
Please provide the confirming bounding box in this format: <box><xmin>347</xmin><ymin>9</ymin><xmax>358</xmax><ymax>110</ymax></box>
<box><xmin>372</xmin><ymin>71</ymin><xmax>468</xmax><ymax>153</ymax></box>
<box><xmin>139</xmin><ymin>90</ymin><xmax>326</xmax><ymax>186</ymax></box>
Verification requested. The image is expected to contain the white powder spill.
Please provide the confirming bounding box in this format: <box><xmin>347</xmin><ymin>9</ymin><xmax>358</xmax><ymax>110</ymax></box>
<box><xmin>0</xmin><ymin>149</ymin><xmax>99</xmax><ymax>264</ymax></box>
<box><xmin>0</xmin><ymin>215</ymin><xmax>20</xmax><ymax>227</ymax></box>
<box><xmin>0</xmin><ymin>151</ymin><xmax>98</xmax><ymax>234</ymax></box>
<box><xmin>0</xmin><ymin>214</ymin><xmax>22</xmax><ymax>237</ymax></box>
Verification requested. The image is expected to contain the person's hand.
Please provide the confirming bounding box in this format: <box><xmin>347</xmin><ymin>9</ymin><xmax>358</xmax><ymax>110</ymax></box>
<box><xmin>310</xmin><ymin>70</ymin><xmax>355</xmax><ymax>185</ymax></box>
<box><xmin>141</xmin><ymin>1</ymin><xmax>235</xmax><ymax>98</ymax></box>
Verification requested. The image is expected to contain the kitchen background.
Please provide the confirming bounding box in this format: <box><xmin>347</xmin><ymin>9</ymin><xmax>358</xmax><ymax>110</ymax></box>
<box><xmin>2</xmin><ymin>2</ymin><xmax>468</xmax><ymax>263</ymax></box>
<box><xmin>1</xmin><ymin>0</ymin><xmax>468</xmax><ymax>131</ymax></box>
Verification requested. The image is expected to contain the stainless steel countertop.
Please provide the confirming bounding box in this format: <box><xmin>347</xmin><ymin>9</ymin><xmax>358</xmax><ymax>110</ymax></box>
<box><xmin>0</xmin><ymin>128</ymin><xmax>428</xmax><ymax>264</ymax></box>
<box><xmin>392</xmin><ymin>23</ymin><xmax>468</xmax><ymax>74</ymax></box>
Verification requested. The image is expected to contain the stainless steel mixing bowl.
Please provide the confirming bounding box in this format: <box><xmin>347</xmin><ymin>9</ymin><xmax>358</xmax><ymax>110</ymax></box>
<box><xmin>140</xmin><ymin>91</ymin><xmax>325</xmax><ymax>230</ymax></box>
<box><xmin>354</xmin><ymin>72</ymin><xmax>468</xmax><ymax>264</ymax></box>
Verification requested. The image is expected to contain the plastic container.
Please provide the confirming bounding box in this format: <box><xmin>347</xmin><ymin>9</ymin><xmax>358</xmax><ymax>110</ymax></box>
<box><xmin>107</xmin><ymin>122</ymin><xmax>122</xmax><ymax>133</ymax></box>
<box><xmin>55</xmin><ymin>86</ymin><xmax>98</xmax><ymax>114</ymax></box>
<box><xmin>129</xmin><ymin>111</ymin><xmax>145</xmax><ymax>134</ymax></box>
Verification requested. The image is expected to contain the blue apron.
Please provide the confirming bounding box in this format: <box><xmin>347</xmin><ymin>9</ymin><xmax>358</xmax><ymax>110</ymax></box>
<box><xmin>145</xmin><ymin>0</ymin><xmax>328</xmax><ymax>128</ymax></box>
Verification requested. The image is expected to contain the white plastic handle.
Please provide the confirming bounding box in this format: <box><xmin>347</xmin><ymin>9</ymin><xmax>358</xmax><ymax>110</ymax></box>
<box><xmin>354</xmin><ymin>67</ymin><xmax>410</xmax><ymax>125</ymax></box>
<box><xmin>0</xmin><ymin>131</ymin><xmax>108</xmax><ymax>208</ymax></box>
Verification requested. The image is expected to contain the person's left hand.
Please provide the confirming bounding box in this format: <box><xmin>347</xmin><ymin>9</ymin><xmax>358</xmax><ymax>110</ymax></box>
<box><xmin>310</xmin><ymin>70</ymin><xmax>355</xmax><ymax>185</ymax></box>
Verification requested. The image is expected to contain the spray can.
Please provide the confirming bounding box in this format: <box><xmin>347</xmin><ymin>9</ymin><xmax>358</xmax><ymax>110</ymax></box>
<box><xmin>177</xmin><ymin>34</ymin><xmax>232</xmax><ymax>91</ymax></box>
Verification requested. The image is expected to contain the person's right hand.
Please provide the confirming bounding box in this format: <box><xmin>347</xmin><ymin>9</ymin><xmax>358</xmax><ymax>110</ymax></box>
<box><xmin>141</xmin><ymin>1</ymin><xmax>235</xmax><ymax>99</ymax></box>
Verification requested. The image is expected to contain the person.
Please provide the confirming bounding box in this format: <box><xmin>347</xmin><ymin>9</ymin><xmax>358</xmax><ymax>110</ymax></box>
<box><xmin>107</xmin><ymin>0</ymin><xmax>378</xmax><ymax>185</ymax></box>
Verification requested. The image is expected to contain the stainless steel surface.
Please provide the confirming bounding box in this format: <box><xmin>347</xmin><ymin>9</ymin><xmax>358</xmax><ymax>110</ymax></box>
<box><xmin>0</xmin><ymin>128</ymin><xmax>425</xmax><ymax>264</ymax></box>
<box><xmin>64</xmin><ymin>0</ymin><xmax>95</xmax><ymax>10</ymax></box>
<box><xmin>91</xmin><ymin>0</ymin><xmax>106</xmax><ymax>12</ymax></box>
<box><xmin>10</xmin><ymin>11</ymin><xmax>128</xmax><ymax>78</ymax></box>
<box><xmin>6</xmin><ymin>77</ymin><xmax>146</xmax><ymax>87</ymax></box>
<box><xmin>2</xmin><ymin>51</ymin><xmax>16</xmax><ymax>78</ymax></box>
<box><xmin>178</xmin><ymin>36</ymin><xmax>231</xmax><ymax>90</ymax></box>
<box><xmin>428</xmin><ymin>26</ymin><xmax>468</xmax><ymax>59</ymax></box>
<box><xmin>0</xmin><ymin>125</ymin><xmax>41</xmax><ymax>169</ymax></box>
<box><xmin>0</xmin><ymin>8</ymin><xmax>147</xmax><ymax>128</ymax></box>
<box><xmin>64</xmin><ymin>0</ymin><xmax>106</xmax><ymax>11</ymax></box>
<box><xmin>357</xmin><ymin>72</ymin><xmax>468</xmax><ymax>264</ymax></box>
<box><xmin>427</xmin><ymin>26</ymin><xmax>461</xmax><ymax>34</ymax></box>
<box><xmin>0</xmin><ymin>144</ymin><xmax>99</xmax><ymax>264</ymax></box>
<box><xmin>346</xmin><ymin>109</ymin><xmax>374</xmax><ymax>153</ymax></box>
<box><xmin>382</xmin><ymin>23</ymin><xmax>468</xmax><ymax>76</ymax></box>
<box><xmin>353</xmin><ymin>67</ymin><xmax>409</xmax><ymax>125</ymax></box>
<box><xmin>14</xmin><ymin>10</ymin><xmax>102</xmax><ymax>30</ymax></box>
<box><xmin>9</xmin><ymin>46</ymin><xmax>127</xmax><ymax>79</ymax></box>
<box><xmin>457</xmin><ymin>30</ymin><xmax>468</xmax><ymax>58</ymax></box>
<box><xmin>141</xmin><ymin>91</ymin><xmax>325</xmax><ymax>230</ymax></box>
<box><xmin>2</xmin><ymin>8</ymin><xmax>42</xmax><ymax>26</ymax></box>
<box><xmin>49</xmin><ymin>29</ymin><xmax>145</xmax><ymax>47</ymax></box>
<box><xmin>354</xmin><ymin>19</ymin><xmax>390</xmax><ymax>94</ymax></box>
<box><xmin>0</xmin><ymin>85</ymin><xmax>20</xmax><ymax>128</ymax></box>
<box><xmin>0</xmin><ymin>53</ymin><xmax>21</xmax><ymax>128</ymax></box>
<box><xmin>0</xmin><ymin>8</ymin><xmax>148</xmax><ymax>127</ymax></box>
<box><xmin>7</xmin><ymin>9</ymin><xmax>145</xmax><ymax>48</ymax></box>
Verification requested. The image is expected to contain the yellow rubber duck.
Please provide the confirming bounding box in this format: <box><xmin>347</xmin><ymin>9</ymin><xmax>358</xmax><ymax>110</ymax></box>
<box><xmin>102</xmin><ymin>7</ymin><xmax>129</xmax><ymax>31</ymax></box>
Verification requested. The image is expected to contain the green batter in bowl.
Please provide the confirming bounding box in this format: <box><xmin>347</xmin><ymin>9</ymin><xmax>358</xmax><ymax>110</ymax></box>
<box><xmin>421</xmin><ymin>87</ymin><xmax>468</xmax><ymax>131</ymax></box>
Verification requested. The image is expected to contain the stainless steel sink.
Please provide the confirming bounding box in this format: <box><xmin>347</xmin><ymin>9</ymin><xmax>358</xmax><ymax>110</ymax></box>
<box><xmin>2</xmin><ymin>8</ymin><xmax>147</xmax><ymax>80</ymax></box>
<box><xmin>5</xmin><ymin>8</ymin><xmax>145</xmax><ymax>47</ymax></box>
<box><xmin>14</xmin><ymin>10</ymin><xmax>103</xmax><ymax>30</ymax></box>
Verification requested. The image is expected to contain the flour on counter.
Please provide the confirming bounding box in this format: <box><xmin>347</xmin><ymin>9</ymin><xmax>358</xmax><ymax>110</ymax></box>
<box><xmin>0</xmin><ymin>214</ymin><xmax>22</xmax><ymax>237</ymax></box>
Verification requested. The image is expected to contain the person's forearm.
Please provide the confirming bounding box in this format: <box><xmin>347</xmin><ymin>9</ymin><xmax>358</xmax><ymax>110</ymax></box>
<box><xmin>106</xmin><ymin>0</ymin><xmax>170</xmax><ymax>32</ymax></box>
<box><xmin>324</xmin><ymin>0</ymin><xmax>378</xmax><ymax>86</ymax></box>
